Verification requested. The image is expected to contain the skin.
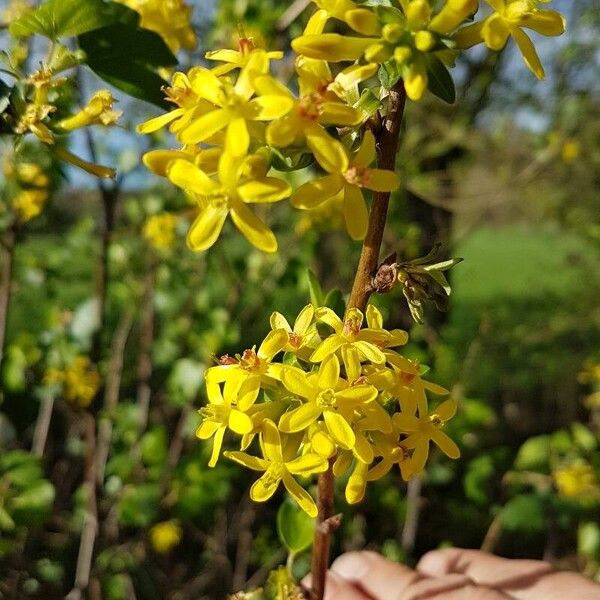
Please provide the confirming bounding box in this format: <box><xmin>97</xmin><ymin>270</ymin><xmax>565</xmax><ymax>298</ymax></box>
<box><xmin>303</xmin><ymin>548</ymin><xmax>600</xmax><ymax>600</ymax></box>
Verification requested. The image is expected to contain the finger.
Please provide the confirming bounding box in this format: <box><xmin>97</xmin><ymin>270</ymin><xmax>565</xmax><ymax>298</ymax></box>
<box><xmin>331</xmin><ymin>551</ymin><xmax>424</xmax><ymax>598</ymax></box>
<box><xmin>417</xmin><ymin>548</ymin><xmax>560</xmax><ymax>600</ymax></box>
<box><xmin>435</xmin><ymin>583</ymin><xmax>513</xmax><ymax>600</ymax></box>
<box><xmin>302</xmin><ymin>571</ymin><xmax>369</xmax><ymax>600</ymax></box>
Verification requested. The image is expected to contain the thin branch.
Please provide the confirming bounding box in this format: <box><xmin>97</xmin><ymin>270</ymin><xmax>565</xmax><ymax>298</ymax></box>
<box><xmin>401</xmin><ymin>476</ymin><xmax>422</xmax><ymax>556</ymax></box>
<box><xmin>95</xmin><ymin>310</ymin><xmax>134</xmax><ymax>484</ymax></box>
<box><xmin>348</xmin><ymin>81</ymin><xmax>407</xmax><ymax>312</ymax></box>
<box><xmin>276</xmin><ymin>0</ymin><xmax>310</xmax><ymax>30</ymax></box>
<box><xmin>31</xmin><ymin>392</ymin><xmax>55</xmax><ymax>457</ymax></box>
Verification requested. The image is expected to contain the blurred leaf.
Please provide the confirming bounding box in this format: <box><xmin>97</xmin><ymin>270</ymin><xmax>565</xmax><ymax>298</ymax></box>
<box><xmin>578</xmin><ymin>521</ymin><xmax>600</xmax><ymax>560</ymax></box>
<box><xmin>571</xmin><ymin>423</ymin><xmax>597</xmax><ymax>453</ymax></box>
<box><xmin>9</xmin><ymin>481</ymin><xmax>55</xmax><ymax>526</ymax></box>
<box><xmin>36</xmin><ymin>558</ymin><xmax>64</xmax><ymax>584</ymax></box>
<box><xmin>140</xmin><ymin>427</ymin><xmax>168</xmax><ymax>466</ymax></box>
<box><xmin>167</xmin><ymin>358</ymin><xmax>205</xmax><ymax>406</ymax></box>
<box><xmin>323</xmin><ymin>289</ymin><xmax>345</xmax><ymax>316</ymax></box>
<box><xmin>10</xmin><ymin>0</ymin><xmax>124</xmax><ymax>39</ymax></box>
<box><xmin>514</xmin><ymin>435</ymin><xmax>551</xmax><ymax>472</ymax></box>
<box><xmin>500</xmin><ymin>494</ymin><xmax>546</xmax><ymax>533</ymax></box>
<box><xmin>118</xmin><ymin>484</ymin><xmax>160</xmax><ymax>527</ymax></box>
<box><xmin>464</xmin><ymin>455</ymin><xmax>494</xmax><ymax>506</ymax></box>
<box><xmin>276</xmin><ymin>499</ymin><xmax>315</xmax><ymax>554</ymax></box>
<box><xmin>0</xmin><ymin>506</ymin><xmax>15</xmax><ymax>532</ymax></box>
<box><xmin>78</xmin><ymin>23</ymin><xmax>176</xmax><ymax>108</ymax></box>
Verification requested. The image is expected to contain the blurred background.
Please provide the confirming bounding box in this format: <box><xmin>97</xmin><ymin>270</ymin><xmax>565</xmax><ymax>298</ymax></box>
<box><xmin>0</xmin><ymin>0</ymin><xmax>599</xmax><ymax>598</ymax></box>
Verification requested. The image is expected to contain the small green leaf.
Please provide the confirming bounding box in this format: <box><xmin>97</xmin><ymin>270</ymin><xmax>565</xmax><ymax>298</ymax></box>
<box><xmin>270</xmin><ymin>148</ymin><xmax>314</xmax><ymax>172</ymax></box>
<box><xmin>323</xmin><ymin>289</ymin><xmax>346</xmax><ymax>317</ymax></box>
<box><xmin>378</xmin><ymin>60</ymin><xmax>402</xmax><ymax>90</ymax></box>
<box><xmin>500</xmin><ymin>494</ymin><xmax>546</xmax><ymax>533</ymax></box>
<box><xmin>514</xmin><ymin>435</ymin><xmax>550</xmax><ymax>472</ymax></box>
<box><xmin>276</xmin><ymin>500</ymin><xmax>315</xmax><ymax>554</ymax></box>
<box><xmin>10</xmin><ymin>0</ymin><xmax>124</xmax><ymax>39</ymax></box>
<box><xmin>578</xmin><ymin>522</ymin><xmax>600</xmax><ymax>560</ymax></box>
<box><xmin>118</xmin><ymin>484</ymin><xmax>160</xmax><ymax>527</ymax></box>
<box><xmin>9</xmin><ymin>481</ymin><xmax>55</xmax><ymax>526</ymax></box>
<box><xmin>307</xmin><ymin>270</ymin><xmax>324</xmax><ymax>307</ymax></box>
<box><xmin>425</xmin><ymin>55</ymin><xmax>456</xmax><ymax>104</ymax></box>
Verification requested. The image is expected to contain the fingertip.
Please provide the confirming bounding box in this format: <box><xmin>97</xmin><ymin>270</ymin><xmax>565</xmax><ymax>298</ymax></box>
<box><xmin>302</xmin><ymin>571</ymin><xmax>368</xmax><ymax>600</ymax></box>
<box><xmin>331</xmin><ymin>551</ymin><xmax>373</xmax><ymax>579</ymax></box>
<box><xmin>417</xmin><ymin>548</ymin><xmax>459</xmax><ymax>576</ymax></box>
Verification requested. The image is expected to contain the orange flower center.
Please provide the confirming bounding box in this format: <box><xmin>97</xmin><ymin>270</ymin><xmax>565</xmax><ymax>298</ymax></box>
<box><xmin>344</xmin><ymin>165</ymin><xmax>370</xmax><ymax>187</ymax></box>
<box><xmin>298</xmin><ymin>93</ymin><xmax>323</xmax><ymax>122</ymax></box>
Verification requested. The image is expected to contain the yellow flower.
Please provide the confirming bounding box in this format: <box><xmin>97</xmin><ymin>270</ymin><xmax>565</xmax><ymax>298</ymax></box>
<box><xmin>254</xmin><ymin>74</ymin><xmax>362</xmax><ymax>173</ymax></box>
<box><xmin>393</xmin><ymin>396</ymin><xmax>460</xmax><ymax>476</ymax></box>
<box><xmin>206</xmin><ymin>37</ymin><xmax>283</xmax><ymax>76</ymax></box>
<box><xmin>367</xmin><ymin>429</ymin><xmax>415</xmax><ymax>483</ymax></box>
<box><xmin>225</xmin><ymin>420</ymin><xmax>328</xmax><ymax>517</ymax></box>
<box><xmin>455</xmin><ymin>0</ymin><xmax>566</xmax><ymax>79</ymax></box>
<box><xmin>205</xmin><ymin>329</ymin><xmax>288</xmax><ymax>411</ymax></box>
<box><xmin>312</xmin><ymin>0</ymin><xmax>380</xmax><ymax>35</ymax></box>
<box><xmin>11</xmin><ymin>189</ymin><xmax>48</xmax><ymax>222</ymax></box>
<box><xmin>15</xmin><ymin>162</ymin><xmax>49</xmax><ymax>187</ymax></box>
<box><xmin>270</xmin><ymin>304</ymin><xmax>318</xmax><ymax>359</ymax></box>
<box><xmin>143</xmin><ymin>212</ymin><xmax>178</xmax><ymax>250</ymax></box>
<box><xmin>117</xmin><ymin>0</ymin><xmax>196</xmax><ymax>53</ymax></box>
<box><xmin>196</xmin><ymin>380</ymin><xmax>253</xmax><ymax>467</ymax></box>
<box><xmin>14</xmin><ymin>103</ymin><xmax>55</xmax><ymax>144</ymax></box>
<box><xmin>45</xmin><ymin>356</ymin><xmax>101</xmax><ymax>408</ymax></box>
<box><xmin>553</xmin><ymin>463</ymin><xmax>600</xmax><ymax>501</ymax></box>
<box><xmin>56</xmin><ymin>90</ymin><xmax>121</xmax><ymax>131</ymax></box>
<box><xmin>142</xmin><ymin>146</ymin><xmax>220</xmax><ymax>178</ymax></box>
<box><xmin>149</xmin><ymin>520</ymin><xmax>182</xmax><ymax>554</ymax></box>
<box><xmin>177</xmin><ymin>55</ymin><xmax>294</xmax><ymax>151</ymax></box>
<box><xmin>279</xmin><ymin>354</ymin><xmax>378</xmax><ymax>450</ymax></box>
<box><xmin>166</xmin><ymin>149</ymin><xmax>291</xmax><ymax>253</ymax></box>
<box><xmin>292</xmin><ymin>130</ymin><xmax>400</xmax><ymax>240</ymax></box>
<box><xmin>561</xmin><ymin>139</ymin><xmax>580</xmax><ymax>164</ymax></box>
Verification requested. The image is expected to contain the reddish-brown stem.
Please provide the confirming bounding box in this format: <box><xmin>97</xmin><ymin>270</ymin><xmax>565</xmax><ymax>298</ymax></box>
<box><xmin>348</xmin><ymin>80</ymin><xmax>407</xmax><ymax>312</ymax></box>
<box><xmin>310</xmin><ymin>80</ymin><xmax>407</xmax><ymax>600</ymax></box>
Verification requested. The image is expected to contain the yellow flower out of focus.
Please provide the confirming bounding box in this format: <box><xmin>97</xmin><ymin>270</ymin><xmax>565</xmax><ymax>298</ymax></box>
<box><xmin>117</xmin><ymin>0</ymin><xmax>197</xmax><ymax>53</ymax></box>
<box><xmin>12</xmin><ymin>189</ymin><xmax>48</xmax><ymax>222</ymax></box>
<box><xmin>149</xmin><ymin>520</ymin><xmax>182</xmax><ymax>554</ymax></box>
<box><xmin>143</xmin><ymin>212</ymin><xmax>178</xmax><ymax>250</ymax></box>
<box><xmin>553</xmin><ymin>463</ymin><xmax>600</xmax><ymax>502</ymax></box>
<box><xmin>561</xmin><ymin>139</ymin><xmax>580</xmax><ymax>164</ymax></box>
<box><xmin>45</xmin><ymin>356</ymin><xmax>101</xmax><ymax>408</ymax></box>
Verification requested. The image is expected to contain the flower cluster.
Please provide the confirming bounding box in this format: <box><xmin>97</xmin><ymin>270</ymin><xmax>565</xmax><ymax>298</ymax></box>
<box><xmin>138</xmin><ymin>0</ymin><xmax>565</xmax><ymax>253</ymax></box>
<box><xmin>196</xmin><ymin>304</ymin><xmax>459</xmax><ymax>517</ymax></box>
<box><xmin>44</xmin><ymin>355</ymin><xmax>101</xmax><ymax>408</ymax></box>
<box><xmin>3</xmin><ymin>157</ymin><xmax>51</xmax><ymax>222</ymax></box>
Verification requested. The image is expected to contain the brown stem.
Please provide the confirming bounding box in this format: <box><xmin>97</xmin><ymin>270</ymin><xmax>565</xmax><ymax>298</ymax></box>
<box><xmin>348</xmin><ymin>80</ymin><xmax>406</xmax><ymax>312</ymax></box>
<box><xmin>401</xmin><ymin>476</ymin><xmax>422</xmax><ymax>556</ymax></box>
<box><xmin>31</xmin><ymin>392</ymin><xmax>55</xmax><ymax>457</ymax></box>
<box><xmin>310</xmin><ymin>80</ymin><xmax>407</xmax><ymax>600</ymax></box>
<box><xmin>0</xmin><ymin>224</ymin><xmax>16</xmax><ymax>370</ymax></box>
<box><xmin>310</xmin><ymin>461</ymin><xmax>335</xmax><ymax>600</ymax></box>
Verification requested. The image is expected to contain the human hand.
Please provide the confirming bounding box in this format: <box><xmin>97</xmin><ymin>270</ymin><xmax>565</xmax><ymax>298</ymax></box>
<box><xmin>303</xmin><ymin>548</ymin><xmax>600</xmax><ymax>599</ymax></box>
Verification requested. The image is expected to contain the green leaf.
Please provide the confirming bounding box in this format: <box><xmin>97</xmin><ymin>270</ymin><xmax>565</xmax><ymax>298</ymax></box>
<box><xmin>140</xmin><ymin>427</ymin><xmax>168</xmax><ymax>466</ymax></box>
<box><xmin>307</xmin><ymin>270</ymin><xmax>324</xmax><ymax>307</ymax></box>
<box><xmin>118</xmin><ymin>484</ymin><xmax>160</xmax><ymax>527</ymax></box>
<box><xmin>9</xmin><ymin>0</ymin><xmax>127</xmax><ymax>39</ymax></box>
<box><xmin>270</xmin><ymin>148</ymin><xmax>314</xmax><ymax>172</ymax></box>
<box><xmin>578</xmin><ymin>522</ymin><xmax>600</xmax><ymax>560</ymax></box>
<box><xmin>78</xmin><ymin>23</ymin><xmax>176</xmax><ymax>108</ymax></box>
<box><xmin>9</xmin><ymin>481</ymin><xmax>55</xmax><ymax>527</ymax></box>
<box><xmin>276</xmin><ymin>500</ymin><xmax>315</xmax><ymax>554</ymax></box>
<box><xmin>378</xmin><ymin>60</ymin><xmax>402</xmax><ymax>90</ymax></box>
<box><xmin>500</xmin><ymin>494</ymin><xmax>546</xmax><ymax>533</ymax></box>
<box><xmin>323</xmin><ymin>289</ymin><xmax>346</xmax><ymax>317</ymax></box>
<box><xmin>514</xmin><ymin>435</ymin><xmax>550</xmax><ymax>472</ymax></box>
<box><xmin>425</xmin><ymin>55</ymin><xmax>456</xmax><ymax>104</ymax></box>
<box><xmin>571</xmin><ymin>423</ymin><xmax>597</xmax><ymax>453</ymax></box>
<box><xmin>464</xmin><ymin>455</ymin><xmax>494</xmax><ymax>506</ymax></box>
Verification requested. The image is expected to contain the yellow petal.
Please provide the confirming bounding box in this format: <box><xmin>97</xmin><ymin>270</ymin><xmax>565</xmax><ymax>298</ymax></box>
<box><xmin>143</xmin><ymin>149</ymin><xmax>190</xmax><ymax>177</ymax></box>
<box><xmin>367</xmin><ymin>458</ymin><xmax>393</xmax><ymax>481</ymax></box>
<box><xmin>333</xmin><ymin>450</ymin><xmax>353</xmax><ymax>477</ymax></box>
<box><xmin>238</xmin><ymin>177</ymin><xmax>291</xmax><ymax>203</ymax></box>
<box><xmin>238</xmin><ymin>375</ymin><xmax>261</xmax><ymax>411</ymax></box>
<box><xmin>270</xmin><ymin>311</ymin><xmax>292</xmax><ymax>333</ymax></box>
<box><xmin>482</xmin><ymin>14</ymin><xmax>511</xmax><ymax>50</ymax></box>
<box><xmin>319</xmin><ymin>102</ymin><xmax>362</xmax><ymax>126</ymax></box>
<box><xmin>226</xmin><ymin>117</ymin><xmax>250</xmax><ymax>156</ymax></box>
<box><xmin>266</xmin><ymin>116</ymin><xmax>299</xmax><ymax>148</ymax></box>
<box><xmin>353</xmin><ymin>340</ymin><xmax>385</xmax><ymax>364</ymax></box>
<box><xmin>435</xmin><ymin>398</ymin><xmax>458</xmax><ymax>421</ymax></box>
<box><xmin>315</xmin><ymin>307</ymin><xmax>344</xmax><ymax>331</ymax></box>
<box><xmin>260</xmin><ymin>420</ymin><xmax>283</xmax><ymax>464</ymax></box>
<box><xmin>208</xmin><ymin>427</ymin><xmax>226</xmax><ymax>467</ymax></box>
<box><xmin>318</xmin><ymin>354</ymin><xmax>340</xmax><ymax>390</ymax></box>
<box><xmin>189</xmin><ymin>68</ymin><xmax>223</xmax><ymax>105</ymax></box>
<box><xmin>225</xmin><ymin>450</ymin><xmax>269</xmax><ymax>471</ymax></box>
<box><xmin>282</xmin><ymin>473</ymin><xmax>318</xmax><ymax>518</ymax></box>
<box><xmin>286</xmin><ymin>453</ymin><xmax>328</xmax><ymax>475</ymax></box>
<box><xmin>343</xmin><ymin>185</ymin><xmax>368</xmax><ymax>241</ymax></box>
<box><xmin>345</xmin><ymin>8</ymin><xmax>380</xmax><ymax>36</ymax></box>
<box><xmin>251</xmin><ymin>469</ymin><xmax>281</xmax><ymax>501</ymax></box>
<box><xmin>404</xmin><ymin>61</ymin><xmax>428</xmax><ymax>102</ymax></box>
<box><xmin>365</xmin><ymin>304</ymin><xmax>383</xmax><ymax>329</ymax></box>
<box><xmin>336</xmin><ymin>385</ymin><xmax>378</xmax><ymax>405</ymax></box>
<box><xmin>248</xmin><ymin>95</ymin><xmax>294</xmax><ymax>119</ymax></box>
<box><xmin>521</xmin><ymin>10</ymin><xmax>565</xmax><ymax>37</ymax></box>
<box><xmin>354</xmin><ymin>130</ymin><xmax>376</xmax><ymax>167</ymax></box>
<box><xmin>136</xmin><ymin>108</ymin><xmax>184</xmax><ymax>134</ymax></box>
<box><xmin>323</xmin><ymin>410</ymin><xmax>355</xmax><ymax>449</ymax></box>
<box><xmin>410</xmin><ymin>438</ymin><xmax>429</xmax><ymax>474</ymax></box>
<box><xmin>366</xmin><ymin>168</ymin><xmax>400</xmax><ymax>192</ymax></box>
<box><xmin>258</xmin><ymin>328</ymin><xmax>288</xmax><ymax>360</ymax></box>
<box><xmin>196</xmin><ymin>420</ymin><xmax>220</xmax><ymax>440</ymax></box>
<box><xmin>293</xmin><ymin>305</ymin><xmax>315</xmax><ymax>335</ymax></box>
<box><xmin>291</xmin><ymin>34</ymin><xmax>373</xmax><ymax>62</ymax></box>
<box><xmin>279</xmin><ymin>403</ymin><xmax>322</xmax><ymax>433</ymax></box>
<box><xmin>311</xmin><ymin>430</ymin><xmax>336</xmax><ymax>458</ymax></box>
<box><xmin>310</xmin><ymin>334</ymin><xmax>346</xmax><ymax>363</ymax></box>
<box><xmin>230</xmin><ymin>200</ymin><xmax>278</xmax><ymax>253</ymax></box>
<box><xmin>168</xmin><ymin>160</ymin><xmax>218</xmax><ymax>196</ymax></box>
<box><xmin>511</xmin><ymin>26</ymin><xmax>545</xmax><ymax>79</ymax></box>
<box><xmin>304</xmin><ymin>8</ymin><xmax>329</xmax><ymax>35</ymax></box>
<box><xmin>353</xmin><ymin>433</ymin><xmax>374</xmax><ymax>464</ymax></box>
<box><xmin>229</xmin><ymin>409</ymin><xmax>253</xmax><ymax>435</ymax></box>
<box><xmin>341</xmin><ymin>344</ymin><xmax>361</xmax><ymax>382</ymax></box>
<box><xmin>292</xmin><ymin>175</ymin><xmax>344</xmax><ymax>209</ymax></box>
<box><xmin>180</xmin><ymin>108</ymin><xmax>231</xmax><ymax>144</ymax></box>
<box><xmin>235</xmin><ymin>51</ymin><xmax>269</xmax><ymax>99</ymax></box>
<box><xmin>306</xmin><ymin>126</ymin><xmax>349</xmax><ymax>174</ymax></box>
<box><xmin>453</xmin><ymin>21</ymin><xmax>485</xmax><ymax>49</ymax></box>
<box><xmin>186</xmin><ymin>205</ymin><xmax>228</xmax><ymax>252</ymax></box>
<box><xmin>393</xmin><ymin>413</ymin><xmax>420</xmax><ymax>433</ymax></box>
<box><xmin>345</xmin><ymin>461</ymin><xmax>368</xmax><ymax>504</ymax></box>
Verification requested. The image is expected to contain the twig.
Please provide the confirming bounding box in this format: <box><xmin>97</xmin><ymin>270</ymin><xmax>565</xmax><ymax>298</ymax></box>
<box><xmin>95</xmin><ymin>311</ymin><xmax>134</xmax><ymax>484</ymax></box>
<box><xmin>276</xmin><ymin>0</ymin><xmax>310</xmax><ymax>30</ymax></box>
<box><xmin>348</xmin><ymin>81</ymin><xmax>407</xmax><ymax>312</ymax></box>
<box><xmin>160</xmin><ymin>405</ymin><xmax>192</xmax><ymax>498</ymax></box>
<box><xmin>401</xmin><ymin>476</ymin><xmax>422</xmax><ymax>556</ymax></box>
<box><xmin>66</xmin><ymin>412</ymin><xmax>98</xmax><ymax>600</ymax></box>
<box><xmin>310</xmin><ymin>462</ymin><xmax>337</xmax><ymax>600</ymax></box>
<box><xmin>31</xmin><ymin>392</ymin><xmax>55</xmax><ymax>457</ymax></box>
<box><xmin>0</xmin><ymin>224</ymin><xmax>16</xmax><ymax>370</ymax></box>
<box><xmin>480</xmin><ymin>514</ymin><xmax>502</xmax><ymax>553</ymax></box>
